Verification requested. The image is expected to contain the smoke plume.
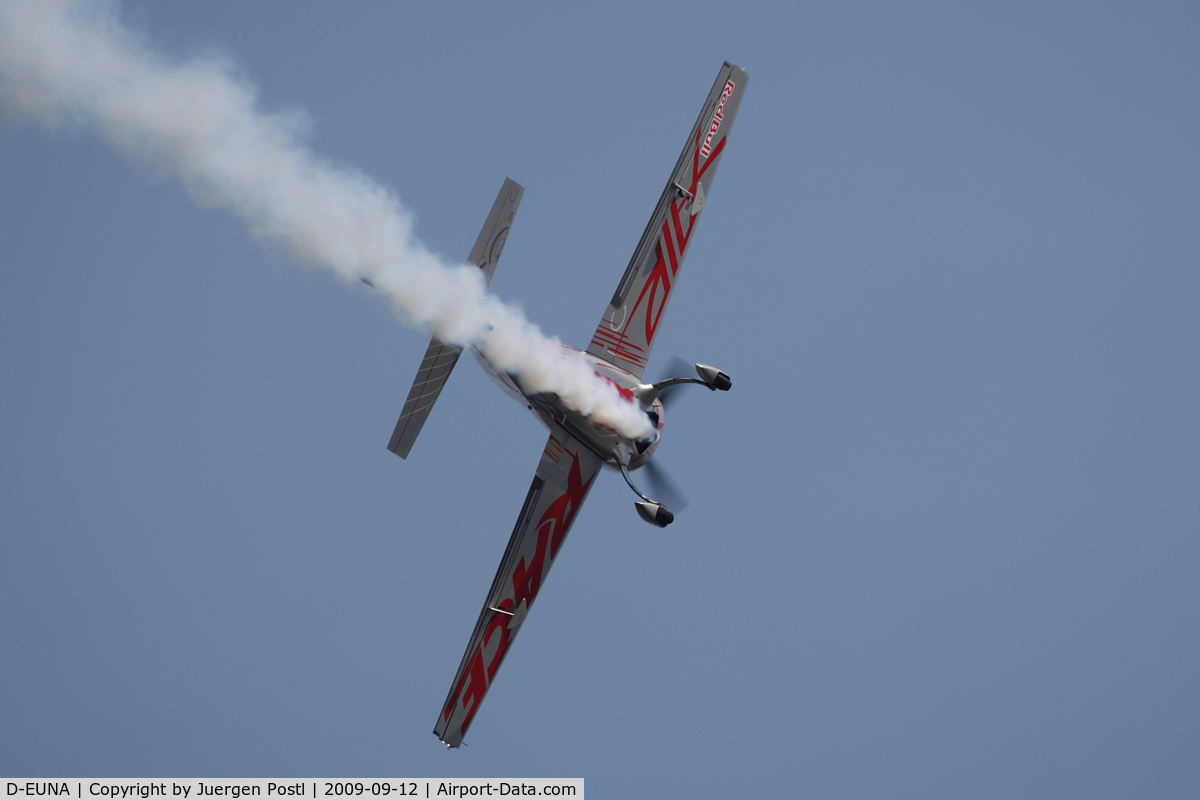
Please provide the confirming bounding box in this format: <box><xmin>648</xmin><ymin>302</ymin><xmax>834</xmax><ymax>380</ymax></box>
<box><xmin>0</xmin><ymin>0</ymin><xmax>651</xmax><ymax>437</ymax></box>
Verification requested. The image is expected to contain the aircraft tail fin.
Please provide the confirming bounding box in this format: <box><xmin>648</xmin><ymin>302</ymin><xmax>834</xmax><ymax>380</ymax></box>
<box><xmin>387</xmin><ymin>178</ymin><xmax>524</xmax><ymax>459</ymax></box>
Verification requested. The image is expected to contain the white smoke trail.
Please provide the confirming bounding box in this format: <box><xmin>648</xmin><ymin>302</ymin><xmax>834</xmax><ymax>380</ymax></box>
<box><xmin>0</xmin><ymin>0</ymin><xmax>652</xmax><ymax>438</ymax></box>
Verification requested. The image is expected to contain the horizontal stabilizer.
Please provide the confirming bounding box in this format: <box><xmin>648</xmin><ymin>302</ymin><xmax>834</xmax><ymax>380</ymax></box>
<box><xmin>387</xmin><ymin>178</ymin><xmax>524</xmax><ymax>459</ymax></box>
<box><xmin>387</xmin><ymin>337</ymin><xmax>462</xmax><ymax>458</ymax></box>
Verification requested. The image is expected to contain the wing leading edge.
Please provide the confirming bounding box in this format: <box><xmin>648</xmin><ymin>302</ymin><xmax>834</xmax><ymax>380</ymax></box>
<box><xmin>434</xmin><ymin>426</ymin><xmax>604</xmax><ymax>747</ymax></box>
<box><xmin>586</xmin><ymin>62</ymin><xmax>748</xmax><ymax>378</ymax></box>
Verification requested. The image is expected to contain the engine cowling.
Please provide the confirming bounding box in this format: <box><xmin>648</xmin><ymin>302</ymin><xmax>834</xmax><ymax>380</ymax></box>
<box><xmin>625</xmin><ymin>396</ymin><xmax>665</xmax><ymax>471</ymax></box>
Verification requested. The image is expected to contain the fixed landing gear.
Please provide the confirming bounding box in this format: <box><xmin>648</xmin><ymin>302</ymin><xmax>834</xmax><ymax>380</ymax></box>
<box><xmin>618</xmin><ymin>460</ymin><xmax>675</xmax><ymax>527</ymax></box>
<box><xmin>621</xmin><ymin>362</ymin><xmax>731</xmax><ymax>527</ymax></box>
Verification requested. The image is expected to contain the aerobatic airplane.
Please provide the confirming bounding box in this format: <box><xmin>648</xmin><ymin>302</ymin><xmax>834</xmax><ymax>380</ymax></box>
<box><xmin>386</xmin><ymin>62</ymin><xmax>748</xmax><ymax>748</ymax></box>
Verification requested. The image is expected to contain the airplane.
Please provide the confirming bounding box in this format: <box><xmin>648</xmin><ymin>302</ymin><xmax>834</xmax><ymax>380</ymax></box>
<box><xmin>386</xmin><ymin>62</ymin><xmax>748</xmax><ymax>748</ymax></box>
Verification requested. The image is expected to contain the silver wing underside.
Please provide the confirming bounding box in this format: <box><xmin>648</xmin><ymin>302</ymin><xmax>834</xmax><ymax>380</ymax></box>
<box><xmin>434</xmin><ymin>425</ymin><xmax>604</xmax><ymax>747</ymax></box>
<box><xmin>585</xmin><ymin>62</ymin><xmax>748</xmax><ymax>378</ymax></box>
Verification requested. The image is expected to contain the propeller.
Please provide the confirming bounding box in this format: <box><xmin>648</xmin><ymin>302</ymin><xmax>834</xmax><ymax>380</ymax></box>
<box><xmin>653</xmin><ymin>355</ymin><xmax>696</xmax><ymax>409</ymax></box>
<box><xmin>643</xmin><ymin>458</ymin><xmax>688</xmax><ymax>512</ymax></box>
<box><xmin>639</xmin><ymin>355</ymin><xmax>697</xmax><ymax>512</ymax></box>
<box><xmin>632</xmin><ymin>353</ymin><xmax>733</xmax><ymax>518</ymax></box>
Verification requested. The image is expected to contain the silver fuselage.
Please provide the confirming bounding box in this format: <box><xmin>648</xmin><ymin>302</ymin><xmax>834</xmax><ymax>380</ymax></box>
<box><xmin>473</xmin><ymin>345</ymin><xmax>663</xmax><ymax>471</ymax></box>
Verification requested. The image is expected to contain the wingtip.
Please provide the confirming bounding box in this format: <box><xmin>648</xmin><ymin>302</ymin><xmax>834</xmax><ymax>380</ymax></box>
<box><xmin>434</xmin><ymin>728</ymin><xmax>463</xmax><ymax>749</ymax></box>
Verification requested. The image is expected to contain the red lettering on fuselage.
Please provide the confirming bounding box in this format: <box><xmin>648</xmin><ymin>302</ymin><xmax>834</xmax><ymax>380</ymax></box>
<box><xmin>594</xmin><ymin>371</ymin><xmax>635</xmax><ymax>403</ymax></box>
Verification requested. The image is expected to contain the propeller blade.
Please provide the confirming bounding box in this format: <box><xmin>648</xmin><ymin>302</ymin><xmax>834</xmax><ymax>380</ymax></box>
<box><xmin>643</xmin><ymin>459</ymin><xmax>689</xmax><ymax>511</ymax></box>
<box><xmin>653</xmin><ymin>356</ymin><xmax>696</xmax><ymax>409</ymax></box>
<box><xmin>656</xmin><ymin>382</ymin><xmax>687</xmax><ymax>407</ymax></box>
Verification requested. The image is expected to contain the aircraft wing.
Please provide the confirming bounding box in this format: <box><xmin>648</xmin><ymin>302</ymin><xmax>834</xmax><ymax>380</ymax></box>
<box><xmin>434</xmin><ymin>425</ymin><xmax>604</xmax><ymax>747</ymax></box>
<box><xmin>585</xmin><ymin>62</ymin><xmax>748</xmax><ymax>378</ymax></box>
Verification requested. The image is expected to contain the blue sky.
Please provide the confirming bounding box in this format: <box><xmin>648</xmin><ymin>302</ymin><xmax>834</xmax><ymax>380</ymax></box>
<box><xmin>2</xmin><ymin>1</ymin><xmax>1198</xmax><ymax>796</ymax></box>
